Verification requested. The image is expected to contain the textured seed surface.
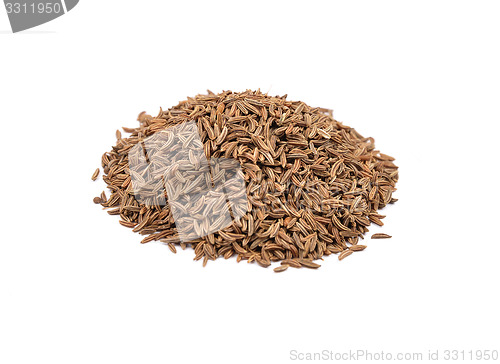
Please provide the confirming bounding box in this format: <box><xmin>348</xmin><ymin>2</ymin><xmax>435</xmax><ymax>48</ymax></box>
<box><xmin>274</xmin><ymin>265</ymin><xmax>289</xmax><ymax>273</ymax></box>
<box><xmin>91</xmin><ymin>168</ymin><xmax>100</xmax><ymax>181</ymax></box>
<box><xmin>350</xmin><ymin>245</ymin><xmax>367</xmax><ymax>252</ymax></box>
<box><xmin>93</xmin><ymin>90</ymin><xmax>398</xmax><ymax>270</ymax></box>
<box><xmin>371</xmin><ymin>233</ymin><xmax>392</xmax><ymax>239</ymax></box>
<box><xmin>339</xmin><ymin>250</ymin><xmax>353</xmax><ymax>261</ymax></box>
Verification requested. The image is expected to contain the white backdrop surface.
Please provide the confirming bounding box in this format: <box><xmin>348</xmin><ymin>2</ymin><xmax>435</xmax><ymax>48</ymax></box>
<box><xmin>1</xmin><ymin>1</ymin><xmax>499</xmax><ymax>363</ymax></box>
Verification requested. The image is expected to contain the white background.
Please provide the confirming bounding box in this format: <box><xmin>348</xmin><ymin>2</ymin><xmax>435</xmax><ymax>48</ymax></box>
<box><xmin>1</xmin><ymin>1</ymin><xmax>499</xmax><ymax>363</ymax></box>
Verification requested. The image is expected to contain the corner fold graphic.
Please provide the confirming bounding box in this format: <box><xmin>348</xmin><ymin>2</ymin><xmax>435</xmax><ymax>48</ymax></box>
<box><xmin>4</xmin><ymin>0</ymin><xmax>79</xmax><ymax>33</ymax></box>
<box><xmin>64</xmin><ymin>0</ymin><xmax>78</xmax><ymax>12</ymax></box>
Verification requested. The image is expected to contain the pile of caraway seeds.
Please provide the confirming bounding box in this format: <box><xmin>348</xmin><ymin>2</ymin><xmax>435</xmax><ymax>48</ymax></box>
<box><xmin>93</xmin><ymin>90</ymin><xmax>398</xmax><ymax>272</ymax></box>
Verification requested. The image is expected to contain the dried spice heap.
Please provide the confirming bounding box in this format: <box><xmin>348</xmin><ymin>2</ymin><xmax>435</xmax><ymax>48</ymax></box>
<box><xmin>93</xmin><ymin>90</ymin><xmax>398</xmax><ymax>271</ymax></box>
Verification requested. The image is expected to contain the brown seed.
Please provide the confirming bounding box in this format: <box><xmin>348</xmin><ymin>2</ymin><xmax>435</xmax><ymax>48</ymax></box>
<box><xmin>298</xmin><ymin>259</ymin><xmax>321</xmax><ymax>269</ymax></box>
<box><xmin>338</xmin><ymin>250</ymin><xmax>353</xmax><ymax>261</ymax></box>
<box><xmin>371</xmin><ymin>233</ymin><xmax>392</xmax><ymax>239</ymax></box>
<box><xmin>167</xmin><ymin>243</ymin><xmax>177</xmax><ymax>254</ymax></box>
<box><xmin>281</xmin><ymin>259</ymin><xmax>302</xmax><ymax>268</ymax></box>
<box><xmin>119</xmin><ymin>220</ymin><xmax>137</xmax><ymax>228</ymax></box>
<box><xmin>274</xmin><ymin>265</ymin><xmax>289</xmax><ymax>273</ymax></box>
<box><xmin>350</xmin><ymin>245</ymin><xmax>367</xmax><ymax>251</ymax></box>
<box><xmin>93</xmin><ymin>197</ymin><xmax>102</xmax><ymax>204</ymax></box>
<box><xmin>91</xmin><ymin>168</ymin><xmax>100</xmax><ymax>181</ymax></box>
